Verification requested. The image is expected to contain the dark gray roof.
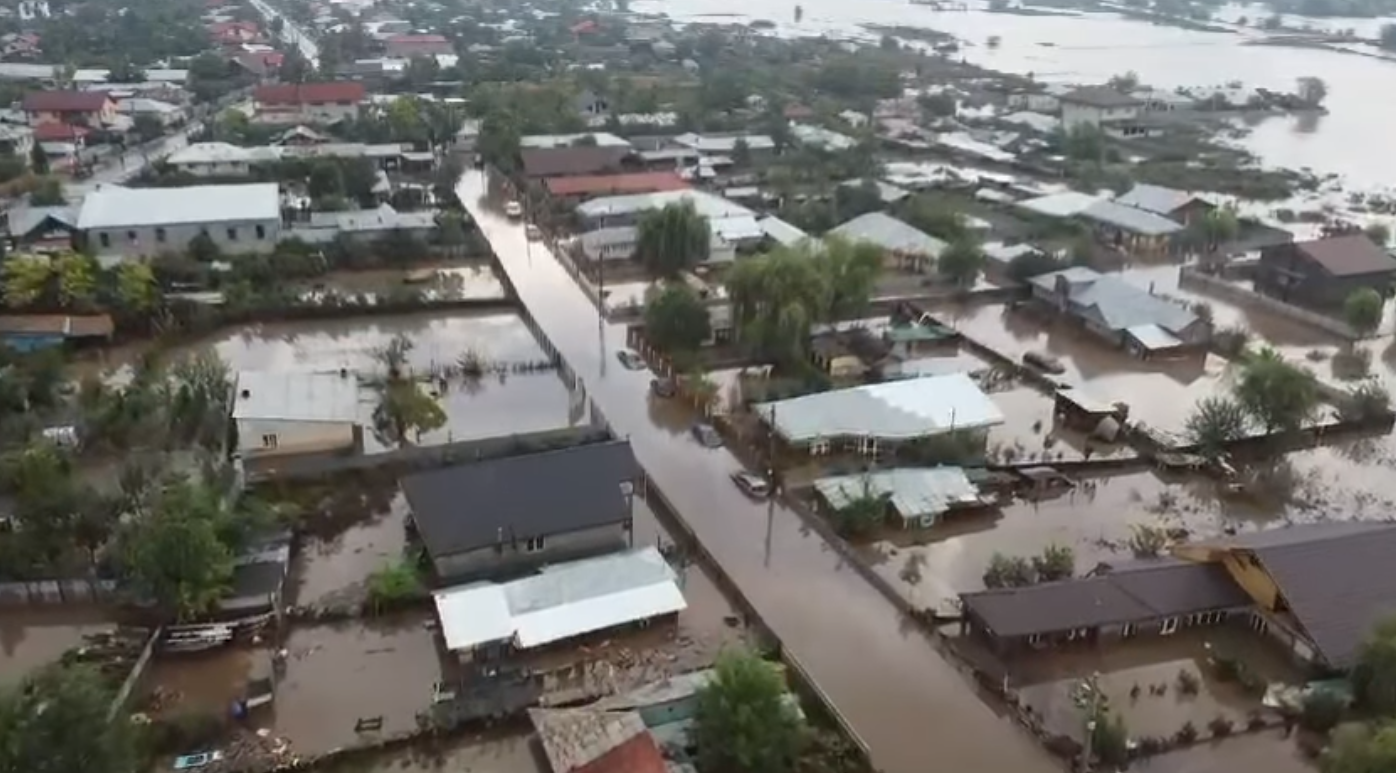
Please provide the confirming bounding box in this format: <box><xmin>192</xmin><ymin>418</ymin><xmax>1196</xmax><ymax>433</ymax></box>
<box><xmin>402</xmin><ymin>440</ymin><xmax>640</xmax><ymax>559</ymax></box>
<box><xmin>961</xmin><ymin>559</ymin><xmax>1248</xmax><ymax>638</ymax></box>
<box><xmin>1292</xmin><ymin>235</ymin><xmax>1396</xmax><ymax>278</ymax></box>
<box><xmin>1231</xmin><ymin>521</ymin><xmax>1396</xmax><ymax>668</ymax></box>
<box><xmin>1059</xmin><ymin>86</ymin><xmax>1143</xmax><ymax>109</ymax></box>
<box><xmin>520</xmin><ymin>146</ymin><xmax>631</xmax><ymax>177</ymax></box>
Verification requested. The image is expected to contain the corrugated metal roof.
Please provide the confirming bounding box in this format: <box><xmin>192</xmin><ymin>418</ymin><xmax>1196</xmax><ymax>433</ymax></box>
<box><xmin>231</xmin><ymin>370</ymin><xmax>361</xmax><ymax>423</ymax></box>
<box><xmin>755</xmin><ymin>373</ymin><xmax>1004</xmax><ymax>443</ymax></box>
<box><xmin>815</xmin><ymin>467</ymin><xmax>980</xmax><ymax>523</ymax></box>
<box><xmin>520</xmin><ymin>132</ymin><xmax>631</xmax><ymax>149</ymax></box>
<box><xmin>1113</xmin><ymin>183</ymin><xmax>1199</xmax><ymax>216</ymax></box>
<box><xmin>757</xmin><ymin>215</ymin><xmax>808</xmax><ymax>247</ymax></box>
<box><xmin>828</xmin><ymin>212</ymin><xmax>947</xmax><ymax>258</ymax></box>
<box><xmin>1126</xmin><ymin>323</ymin><xmax>1183</xmax><ymax>350</ymax></box>
<box><xmin>577</xmin><ymin>189</ymin><xmax>754</xmax><ymax>221</ymax></box>
<box><xmin>77</xmin><ymin>183</ymin><xmax>280</xmax><ymax>229</ymax></box>
<box><xmin>1029</xmin><ymin>267</ymin><xmax>1199</xmax><ymax>334</ymax></box>
<box><xmin>1080</xmin><ymin>199</ymin><xmax>1183</xmax><ymax>236</ymax></box>
<box><xmin>1017</xmin><ymin>191</ymin><xmax>1104</xmax><ymax>218</ymax></box>
<box><xmin>433</xmin><ymin>547</ymin><xmax>687</xmax><ymax>651</ymax></box>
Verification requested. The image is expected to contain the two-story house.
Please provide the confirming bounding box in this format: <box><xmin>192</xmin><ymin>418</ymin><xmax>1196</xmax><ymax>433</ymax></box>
<box><xmin>383</xmin><ymin>34</ymin><xmax>454</xmax><ymax>57</ymax></box>
<box><xmin>76</xmin><ymin>182</ymin><xmax>282</xmax><ymax>262</ymax></box>
<box><xmin>401</xmin><ymin>440</ymin><xmax>640</xmax><ymax>582</ymax></box>
<box><xmin>21</xmin><ymin>90</ymin><xmax>117</xmax><ymax>128</ymax></box>
<box><xmin>1255</xmin><ymin>235</ymin><xmax>1396</xmax><ymax>310</ymax></box>
<box><xmin>1058</xmin><ymin>86</ymin><xmax>1142</xmax><ymax>130</ymax></box>
<box><xmin>253</xmin><ymin>82</ymin><xmax>366</xmax><ymax>125</ymax></box>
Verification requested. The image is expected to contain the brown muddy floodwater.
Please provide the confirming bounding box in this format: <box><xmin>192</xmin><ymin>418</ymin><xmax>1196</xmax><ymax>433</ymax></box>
<box><xmin>294</xmin><ymin>265</ymin><xmax>506</xmax><ymax>305</ymax></box>
<box><xmin>0</xmin><ymin>605</ymin><xmax>117</xmax><ymax>686</ymax></box>
<box><xmin>1148</xmin><ymin>729</ymin><xmax>1315</xmax><ymax>773</ymax></box>
<box><xmin>460</xmin><ymin>171</ymin><xmax>1059</xmax><ymax>773</ymax></box>
<box><xmin>290</xmin><ymin>492</ymin><xmax>410</xmax><ymax>610</ymax></box>
<box><xmin>325</xmin><ymin>730</ymin><xmax>545</xmax><ymax>773</ymax></box>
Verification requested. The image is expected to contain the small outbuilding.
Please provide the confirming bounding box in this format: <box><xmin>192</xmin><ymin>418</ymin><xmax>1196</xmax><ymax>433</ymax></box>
<box><xmin>231</xmin><ymin>370</ymin><xmax>361</xmax><ymax>459</ymax></box>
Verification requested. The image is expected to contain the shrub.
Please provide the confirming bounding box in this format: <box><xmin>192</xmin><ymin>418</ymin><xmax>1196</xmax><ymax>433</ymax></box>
<box><xmin>365</xmin><ymin>558</ymin><xmax>425</xmax><ymax>614</ymax></box>
<box><xmin>1176</xmin><ymin>668</ymin><xmax>1201</xmax><ymax>696</ymax></box>
<box><xmin>1175</xmin><ymin>721</ymin><xmax>1198</xmax><ymax>745</ymax></box>
<box><xmin>1207</xmin><ymin>716</ymin><xmax>1234</xmax><ymax>738</ymax></box>
<box><xmin>1298</xmin><ymin>689</ymin><xmax>1346</xmax><ymax>733</ymax></box>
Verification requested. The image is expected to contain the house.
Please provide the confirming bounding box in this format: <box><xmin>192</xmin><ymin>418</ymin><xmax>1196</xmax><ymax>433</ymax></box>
<box><xmin>754</xmin><ymin>373</ymin><xmax>1004</xmax><ymax>457</ymax></box>
<box><xmin>383</xmin><ymin>34</ymin><xmax>454</xmax><ymax>57</ymax></box>
<box><xmin>575</xmin><ymin>89</ymin><xmax>609</xmax><ymax>118</ymax></box>
<box><xmin>253</xmin><ymin>82</ymin><xmax>367</xmax><ymax>125</ymax></box>
<box><xmin>76</xmin><ymin>183</ymin><xmax>282</xmax><ymax>261</ymax></box>
<box><xmin>1006</xmin><ymin>84</ymin><xmax>1070</xmax><ymax>113</ymax></box>
<box><xmin>530</xmin><ymin>707</ymin><xmax>668</xmax><ymax>773</ymax></box>
<box><xmin>521</xmin><ymin>146</ymin><xmax>634</xmax><ymax>179</ymax></box>
<box><xmin>521</xmin><ymin>132</ymin><xmax>631</xmax><ymax>150</ymax></box>
<box><xmin>231</xmin><ymin>370</ymin><xmax>362</xmax><ymax>459</ymax></box>
<box><xmin>231</xmin><ymin>50</ymin><xmax>285</xmax><ymax>79</ymax></box>
<box><xmin>165</xmin><ymin>142</ymin><xmax>277</xmax><ymax>177</ymax></box>
<box><xmin>1131</xmin><ymin>87</ymin><xmax>1195</xmax><ymax>113</ymax></box>
<box><xmin>1028</xmin><ymin>267</ymin><xmax>1209</xmax><ymax>356</ymax></box>
<box><xmin>1255</xmin><ymin>234</ymin><xmax>1396</xmax><ymax>309</ymax></box>
<box><xmin>576</xmin><ymin>189</ymin><xmax>755</xmax><ymax>230</ymax></box>
<box><xmin>544</xmin><ymin>171</ymin><xmax>689</xmax><ymax>204</ymax></box>
<box><xmin>6</xmin><ymin>204</ymin><xmax>77</xmax><ymax>251</ymax></box>
<box><xmin>31</xmin><ymin>122</ymin><xmax>90</xmax><ymax>145</ymax></box>
<box><xmin>432</xmin><ymin>547</ymin><xmax>686</xmax><ymax>661</ymax></box>
<box><xmin>401</xmin><ymin>440</ymin><xmax>641</xmax><ymax>581</ymax></box>
<box><xmin>757</xmin><ymin>215</ymin><xmax>809</xmax><ymax>248</ymax></box>
<box><xmin>21</xmin><ymin>90</ymin><xmax>117</xmax><ymax>127</ymax></box>
<box><xmin>1172</xmin><ymin>521</ymin><xmax>1396</xmax><ymax>670</ymax></box>
<box><xmin>960</xmin><ymin>558</ymin><xmax>1250</xmax><ymax>653</ymax></box>
<box><xmin>828</xmin><ymin>212</ymin><xmax>947</xmax><ymax>273</ymax></box>
<box><xmin>288</xmin><ymin>204</ymin><xmax>437</xmax><ymax>245</ymax></box>
<box><xmin>0</xmin><ymin>313</ymin><xmax>113</xmax><ymax>352</ymax></box>
<box><xmin>671</xmin><ymin>132</ymin><xmax>776</xmax><ymax>160</ymax></box>
<box><xmin>1016</xmin><ymin>191</ymin><xmax>1183</xmax><ymax>254</ymax></box>
<box><xmin>208</xmin><ymin>20</ymin><xmax>262</xmax><ymax>45</ymax></box>
<box><xmin>116</xmin><ymin>98</ymin><xmax>185</xmax><ymax>127</ymax></box>
<box><xmin>814</xmin><ymin>467</ymin><xmax>989</xmax><ymax>529</ymax></box>
<box><xmin>575</xmin><ymin>213</ymin><xmax>759</xmax><ymax>265</ymax></box>
<box><xmin>1057</xmin><ymin>86</ymin><xmax>1142</xmax><ymax>130</ymax></box>
<box><xmin>1113</xmin><ymin>183</ymin><xmax>1214</xmax><ymax>226</ymax></box>
<box><xmin>0</xmin><ymin>123</ymin><xmax>33</xmax><ymax>161</ymax></box>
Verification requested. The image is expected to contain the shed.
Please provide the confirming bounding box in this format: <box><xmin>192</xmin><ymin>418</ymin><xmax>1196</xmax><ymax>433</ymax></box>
<box><xmin>231</xmin><ymin>370</ymin><xmax>361</xmax><ymax>459</ymax></box>
<box><xmin>814</xmin><ymin>467</ymin><xmax>987</xmax><ymax>528</ymax></box>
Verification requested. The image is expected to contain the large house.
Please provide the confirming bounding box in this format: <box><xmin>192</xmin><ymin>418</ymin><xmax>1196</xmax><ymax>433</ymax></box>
<box><xmin>1255</xmin><ymin>234</ymin><xmax>1396</xmax><ymax>310</ymax></box>
<box><xmin>231</xmin><ymin>370</ymin><xmax>362</xmax><ymax>460</ymax></box>
<box><xmin>1112</xmin><ymin>183</ymin><xmax>1214</xmax><ymax>226</ymax></box>
<box><xmin>401</xmin><ymin>440</ymin><xmax>641</xmax><ymax>582</ymax></box>
<box><xmin>828</xmin><ymin>212</ymin><xmax>947</xmax><ymax>274</ymax></box>
<box><xmin>384</xmin><ymin>34</ymin><xmax>454</xmax><ymax>57</ymax></box>
<box><xmin>21</xmin><ymin>90</ymin><xmax>117</xmax><ymax>127</ymax></box>
<box><xmin>1058</xmin><ymin>86</ymin><xmax>1141</xmax><ymax>130</ymax></box>
<box><xmin>76</xmin><ymin>183</ymin><xmax>282</xmax><ymax>260</ymax></box>
<box><xmin>1028</xmin><ymin>267</ymin><xmax>1209</xmax><ymax>356</ymax></box>
<box><xmin>253</xmin><ymin>82</ymin><xmax>366</xmax><ymax>125</ymax></box>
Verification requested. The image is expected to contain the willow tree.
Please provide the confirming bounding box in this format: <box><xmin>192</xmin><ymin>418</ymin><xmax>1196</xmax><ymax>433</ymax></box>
<box><xmin>635</xmin><ymin>200</ymin><xmax>710</xmax><ymax>277</ymax></box>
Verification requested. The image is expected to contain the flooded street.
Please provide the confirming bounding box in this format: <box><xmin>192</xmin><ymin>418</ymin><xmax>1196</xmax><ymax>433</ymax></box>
<box><xmin>0</xmin><ymin>605</ymin><xmax>117</xmax><ymax>686</ymax></box>
<box><xmin>459</xmin><ymin>171</ymin><xmax>1058</xmax><ymax>773</ymax></box>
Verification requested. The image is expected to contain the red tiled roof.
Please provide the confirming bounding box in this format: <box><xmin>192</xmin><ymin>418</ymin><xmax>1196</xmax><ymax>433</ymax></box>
<box><xmin>255</xmin><ymin>82</ymin><xmax>366</xmax><ymax>106</ymax></box>
<box><xmin>386</xmin><ymin>34</ymin><xmax>448</xmax><ymax>43</ymax></box>
<box><xmin>572</xmin><ymin>733</ymin><xmax>666</xmax><ymax>773</ymax></box>
<box><xmin>546</xmin><ymin>171</ymin><xmax>689</xmax><ymax>197</ymax></box>
<box><xmin>0</xmin><ymin>314</ymin><xmax>114</xmax><ymax>339</ymax></box>
<box><xmin>32</xmin><ymin>123</ymin><xmax>90</xmax><ymax>142</ymax></box>
<box><xmin>571</xmin><ymin>19</ymin><xmax>598</xmax><ymax>34</ymax></box>
<box><xmin>22</xmin><ymin>90</ymin><xmax>111</xmax><ymax>113</ymax></box>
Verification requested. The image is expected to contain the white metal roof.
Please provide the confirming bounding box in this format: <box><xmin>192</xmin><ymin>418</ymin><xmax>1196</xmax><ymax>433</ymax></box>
<box><xmin>433</xmin><ymin>547</ymin><xmax>687</xmax><ymax>652</ymax></box>
<box><xmin>1017</xmin><ymin>191</ymin><xmax>1104</xmax><ymax>218</ymax></box>
<box><xmin>577</xmin><ymin>189</ymin><xmax>754</xmax><ymax>221</ymax></box>
<box><xmin>755</xmin><ymin>373</ymin><xmax>1004</xmax><ymax>443</ymax></box>
<box><xmin>815</xmin><ymin>467</ymin><xmax>981</xmax><ymax>522</ymax></box>
<box><xmin>77</xmin><ymin>183</ymin><xmax>281</xmax><ymax>229</ymax></box>
<box><xmin>829</xmin><ymin>212</ymin><xmax>947</xmax><ymax>259</ymax></box>
<box><xmin>1126</xmin><ymin>323</ymin><xmax>1184</xmax><ymax>350</ymax></box>
<box><xmin>758</xmin><ymin>215</ymin><xmax>808</xmax><ymax>247</ymax></box>
<box><xmin>231</xmin><ymin>370</ymin><xmax>361</xmax><ymax>423</ymax></box>
<box><xmin>520</xmin><ymin>132</ymin><xmax>630</xmax><ymax>149</ymax></box>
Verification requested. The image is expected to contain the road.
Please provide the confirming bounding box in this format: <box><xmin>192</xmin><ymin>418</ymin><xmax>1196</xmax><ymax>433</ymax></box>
<box><xmin>246</xmin><ymin>0</ymin><xmax>320</xmax><ymax>67</ymax></box>
<box><xmin>456</xmin><ymin>170</ymin><xmax>1061</xmax><ymax>773</ymax></box>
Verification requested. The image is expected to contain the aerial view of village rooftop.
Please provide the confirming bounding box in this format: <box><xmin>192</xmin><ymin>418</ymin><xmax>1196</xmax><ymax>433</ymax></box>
<box><xmin>9</xmin><ymin>0</ymin><xmax>1396</xmax><ymax>770</ymax></box>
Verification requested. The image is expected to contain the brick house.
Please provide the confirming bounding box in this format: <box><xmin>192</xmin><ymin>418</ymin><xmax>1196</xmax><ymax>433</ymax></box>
<box><xmin>253</xmin><ymin>82</ymin><xmax>367</xmax><ymax>125</ymax></box>
<box><xmin>22</xmin><ymin>90</ymin><xmax>117</xmax><ymax>127</ymax></box>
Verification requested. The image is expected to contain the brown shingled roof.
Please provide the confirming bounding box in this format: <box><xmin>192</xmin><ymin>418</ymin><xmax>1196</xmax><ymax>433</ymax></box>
<box><xmin>22</xmin><ymin>90</ymin><xmax>112</xmax><ymax>113</ymax></box>
<box><xmin>1293</xmin><ymin>234</ymin><xmax>1396</xmax><ymax>277</ymax></box>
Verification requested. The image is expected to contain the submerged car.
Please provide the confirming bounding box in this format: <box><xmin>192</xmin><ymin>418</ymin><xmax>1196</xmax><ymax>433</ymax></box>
<box><xmin>525</xmin><ymin>224</ymin><xmax>542</xmax><ymax>240</ymax></box>
<box><xmin>650</xmin><ymin>377</ymin><xmax>677</xmax><ymax>397</ymax></box>
<box><xmin>616</xmin><ymin>350</ymin><xmax>646</xmax><ymax>370</ymax></box>
<box><xmin>691</xmin><ymin>423</ymin><xmax>722</xmax><ymax>448</ymax></box>
<box><xmin>503</xmin><ymin>201</ymin><xmax>523</xmax><ymax>218</ymax></box>
<box><xmin>730</xmin><ymin>470</ymin><xmax>772</xmax><ymax>499</ymax></box>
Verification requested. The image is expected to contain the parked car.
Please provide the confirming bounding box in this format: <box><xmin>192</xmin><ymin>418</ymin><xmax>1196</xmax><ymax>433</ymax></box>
<box><xmin>617</xmin><ymin>350</ymin><xmax>646</xmax><ymax>370</ymax></box>
<box><xmin>1023</xmin><ymin>351</ymin><xmax>1065</xmax><ymax>374</ymax></box>
<box><xmin>525</xmin><ymin>224</ymin><xmax>542</xmax><ymax>240</ymax></box>
<box><xmin>173</xmin><ymin>752</ymin><xmax>223</xmax><ymax>770</ymax></box>
<box><xmin>691</xmin><ymin>423</ymin><xmax>722</xmax><ymax>448</ymax></box>
<box><xmin>730</xmin><ymin>470</ymin><xmax>772</xmax><ymax>499</ymax></box>
<box><xmin>650</xmin><ymin>377</ymin><xmax>677</xmax><ymax>397</ymax></box>
<box><xmin>504</xmin><ymin>201</ymin><xmax>523</xmax><ymax>218</ymax></box>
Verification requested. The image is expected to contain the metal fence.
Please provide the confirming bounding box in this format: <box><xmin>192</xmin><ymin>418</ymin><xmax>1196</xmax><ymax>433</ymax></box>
<box><xmin>0</xmin><ymin>578</ymin><xmax>116</xmax><ymax>606</ymax></box>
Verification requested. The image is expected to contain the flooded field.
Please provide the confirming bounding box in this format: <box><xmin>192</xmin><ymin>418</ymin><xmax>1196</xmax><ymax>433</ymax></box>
<box><xmin>290</xmin><ymin>492</ymin><xmax>410</xmax><ymax>610</ymax></box>
<box><xmin>1012</xmin><ymin>627</ymin><xmax>1300</xmax><ymax>741</ymax></box>
<box><xmin>0</xmin><ymin>605</ymin><xmax>118</xmax><ymax>686</ymax></box>
<box><xmin>986</xmin><ymin>385</ymin><xmax>1133</xmax><ymax>465</ymax></box>
<box><xmin>295</xmin><ymin>264</ymin><xmax>507</xmax><ymax>304</ymax></box>
<box><xmin>937</xmin><ymin>300</ymin><xmax>1240</xmax><ymax>436</ymax></box>
<box><xmin>174</xmin><ymin>310</ymin><xmax>579</xmax><ymax>453</ymax></box>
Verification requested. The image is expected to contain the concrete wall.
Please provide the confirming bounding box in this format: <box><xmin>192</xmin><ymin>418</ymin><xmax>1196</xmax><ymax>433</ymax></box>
<box><xmin>237</xmin><ymin>418</ymin><xmax>357</xmax><ymax>458</ymax></box>
<box><xmin>432</xmin><ymin>521</ymin><xmax>630</xmax><ymax>582</ymax></box>
<box><xmin>90</xmin><ymin>217</ymin><xmax>281</xmax><ymax>259</ymax></box>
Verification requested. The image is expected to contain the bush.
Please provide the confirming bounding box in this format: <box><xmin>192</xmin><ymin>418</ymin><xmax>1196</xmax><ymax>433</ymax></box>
<box><xmin>365</xmin><ymin>558</ymin><xmax>425</xmax><ymax>614</ymax></box>
<box><xmin>1207</xmin><ymin>716</ymin><xmax>1234</xmax><ymax>738</ymax></box>
<box><xmin>1175</xmin><ymin>721</ymin><xmax>1198</xmax><ymax>745</ymax></box>
<box><xmin>1299</xmin><ymin>689</ymin><xmax>1346</xmax><ymax>733</ymax></box>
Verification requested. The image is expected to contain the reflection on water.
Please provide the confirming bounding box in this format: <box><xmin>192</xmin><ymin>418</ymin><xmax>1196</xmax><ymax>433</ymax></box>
<box><xmin>0</xmin><ymin>606</ymin><xmax>117</xmax><ymax>686</ymax></box>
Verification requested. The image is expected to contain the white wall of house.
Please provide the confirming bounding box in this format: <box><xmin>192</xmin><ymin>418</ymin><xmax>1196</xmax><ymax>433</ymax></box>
<box><xmin>1008</xmin><ymin>93</ymin><xmax>1060</xmax><ymax>113</ymax></box>
<box><xmin>236</xmin><ymin>417</ymin><xmax>357</xmax><ymax>458</ymax></box>
<box><xmin>432</xmin><ymin>522</ymin><xmax>629</xmax><ymax>581</ymax></box>
<box><xmin>257</xmin><ymin>102</ymin><xmax>362</xmax><ymax>124</ymax></box>
<box><xmin>172</xmin><ymin>159</ymin><xmax>253</xmax><ymax>177</ymax></box>
<box><xmin>1061</xmin><ymin>102</ymin><xmax>1139</xmax><ymax>129</ymax></box>
<box><xmin>88</xmin><ymin>217</ymin><xmax>281</xmax><ymax>259</ymax></box>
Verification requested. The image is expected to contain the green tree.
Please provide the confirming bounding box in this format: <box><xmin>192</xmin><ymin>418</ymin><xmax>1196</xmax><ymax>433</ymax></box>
<box><xmin>693</xmin><ymin>649</ymin><xmax>807</xmax><ymax>773</ymax></box>
<box><xmin>726</xmin><ymin>246</ymin><xmax>823</xmax><ymax>367</ymax></box>
<box><xmin>437</xmin><ymin>211</ymin><xmax>468</xmax><ymax>257</ymax></box>
<box><xmin>133</xmin><ymin>113</ymin><xmax>163</xmax><ymax>142</ymax></box>
<box><xmin>29</xmin><ymin>141</ymin><xmax>48</xmax><ymax>175</ymax></box>
<box><xmin>1032</xmin><ymin>543</ymin><xmax>1075</xmax><ymax>581</ymax></box>
<box><xmin>1366</xmin><ymin>223</ymin><xmax>1391</xmax><ymax>247</ymax></box>
<box><xmin>1345</xmin><ymin>287</ymin><xmax>1384</xmax><ymax>335</ymax></box>
<box><xmin>118</xmin><ymin>480</ymin><xmax>236</xmax><ymax>620</ymax></box>
<box><xmin>1197</xmin><ymin>206</ymin><xmax>1240</xmax><ymax>250</ymax></box>
<box><xmin>30</xmin><ymin>176</ymin><xmax>65</xmax><ymax>206</ymax></box>
<box><xmin>731</xmin><ymin>137</ymin><xmax>752</xmax><ymax>167</ymax></box>
<box><xmin>1</xmin><ymin>255</ymin><xmax>52</xmax><ymax>307</ymax></box>
<box><xmin>816</xmin><ymin>237</ymin><xmax>882</xmax><ymax>320</ymax></box>
<box><xmin>1354</xmin><ymin>617</ymin><xmax>1396</xmax><ymax>716</ymax></box>
<box><xmin>644</xmin><ymin>282</ymin><xmax>712</xmax><ymax>358</ymax></box>
<box><xmin>373</xmin><ymin>380</ymin><xmax>447</xmax><ymax>446</ymax></box>
<box><xmin>939</xmin><ymin>238</ymin><xmax>986</xmax><ymax>286</ymax></box>
<box><xmin>1321</xmin><ymin>721</ymin><xmax>1396</xmax><ymax>773</ymax></box>
<box><xmin>54</xmin><ymin>251</ymin><xmax>96</xmax><ymax>308</ymax></box>
<box><xmin>1233</xmin><ymin>347</ymin><xmax>1319</xmax><ymax>433</ymax></box>
<box><xmin>365</xmin><ymin>558</ymin><xmax>424</xmax><ymax>614</ymax></box>
<box><xmin>0</xmin><ymin>663</ymin><xmax>137</xmax><ymax>773</ymax></box>
<box><xmin>279</xmin><ymin>48</ymin><xmax>313</xmax><ymax>83</ymax></box>
<box><xmin>478</xmin><ymin>110</ymin><xmax>522</xmax><ymax>172</ymax></box>
<box><xmin>635</xmin><ymin>201</ymin><xmax>711</xmax><ymax>277</ymax></box>
<box><xmin>308</xmin><ymin>160</ymin><xmax>345</xmax><ymax>199</ymax></box>
<box><xmin>901</xmin><ymin>196</ymin><xmax>968</xmax><ymax>242</ymax></box>
<box><xmin>113</xmin><ymin>261</ymin><xmax>158</xmax><ymax>314</ymax></box>
<box><xmin>188</xmin><ymin>231</ymin><xmax>221</xmax><ymax>263</ymax></box>
<box><xmin>1184</xmin><ymin>395</ymin><xmax>1249</xmax><ymax>454</ymax></box>
<box><xmin>1006</xmin><ymin>250</ymin><xmax>1063</xmax><ymax>283</ymax></box>
<box><xmin>832</xmin><ymin>180</ymin><xmax>882</xmax><ymax>222</ymax></box>
<box><xmin>983</xmin><ymin>552</ymin><xmax>1035</xmax><ymax>588</ymax></box>
<box><xmin>829</xmin><ymin>477</ymin><xmax>887</xmax><ymax>537</ymax></box>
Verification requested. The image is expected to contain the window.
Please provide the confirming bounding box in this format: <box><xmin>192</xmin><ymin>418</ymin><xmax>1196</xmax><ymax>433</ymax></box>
<box><xmin>127</xmin><ymin>230</ymin><xmax>137</xmax><ymax>244</ymax></box>
<box><xmin>1026</xmin><ymin>633</ymin><xmax>1044</xmax><ymax>646</ymax></box>
<box><xmin>1121</xmin><ymin>622</ymin><xmax>1137</xmax><ymax>638</ymax></box>
<box><xmin>810</xmin><ymin>439</ymin><xmax>830</xmax><ymax>456</ymax></box>
<box><xmin>99</xmin><ymin>232</ymin><xmax>110</xmax><ymax>248</ymax></box>
<box><xmin>1160</xmin><ymin>617</ymin><xmax>1180</xmax><ymax>636</ymax></box>
<box><xmin>524</xmin><ymin>536</ymin><xmax>546</xmax><ymax>553</ymax></box>
<box><xmin>227</xmin><ymin>227</ymin><xmax>238</xmax><ymax>241</ymax></box>
<box><xmin>155</xmin><ymin>227</ymin><xmax>166</xmax><ymax>243</ymax></box>
<box><xmin>260</xmin><ymin>433</ymin><xmax>279</xmax><ymax>449</ymax></box>
<box><xmin>255</xmin><ymin>224</ymin><xmax>266</xmax><ymax>240</ymax></box>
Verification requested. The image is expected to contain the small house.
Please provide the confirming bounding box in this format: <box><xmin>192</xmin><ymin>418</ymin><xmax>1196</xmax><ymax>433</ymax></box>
<box><xmin>21</xmin><ymin>90</ymin><xmax>116</xmax><ymax>127</ymax></box>
<box><xmin>252</xmin><ymin>81</ymin><xmax>367</xmax><ymax>125</ymax></box>
<box><xmin>1028</xmin><ymin>267</ymin><xmax>1209</xmax><ymax>356</ymax></box>
<box><xmin>231</xmin><ymin>370</ymin><xmax>362</xmax><ymax>459</ymax></box>
<box><xmin>77</xmin><ymin>182</ymin><xmax>282</xmax><ymax>260</ymax></box>
<box><xmin>1057</xmin><ymin>86</ymin><xmax>1141</xmax><ymax>130</ymax></box>
<box><xmin>814</xmin><ymin>467</ymin><xmax>988</xmax><ymax>529</ymax></box>
<box><xmin>1255</xmin><ymin>234</ymin><xmax>1396</xmax><ymax>310</ymax></box>
<box><xmin>402</xmin><ymin>440</ymin><xmax>640</xmax><ymax>581</ymax></box>
<box><xmin>1113</xmin><ymin>183</ymin><xmax>1214</xmax><ymax>226</ymax></box>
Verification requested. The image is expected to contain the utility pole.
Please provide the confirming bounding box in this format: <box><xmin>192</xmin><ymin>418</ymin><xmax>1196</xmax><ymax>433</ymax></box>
<box><xmin>764</xmin><ymin>403</ymin><xmax>777</xmax><ymax>568</ymax></box>
<box><xmin>1071</xmin><ymin>671</ymin><xmax>1102</xmax><ymax>773</ymax></box>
